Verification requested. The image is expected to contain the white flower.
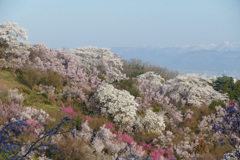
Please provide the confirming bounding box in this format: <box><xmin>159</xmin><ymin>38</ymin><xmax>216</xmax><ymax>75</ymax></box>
<box><xmin>67</xmin><ymin>47</ymin><xmax>126</xmax><ymax>82</ymax></box>
<box><xmin>135</xmin><ymin>109</ymin><xmax>165</xmax><ymax>134</ymax></box>
<box><xmin>0</xmin><ymin>21</ymin><xmax>30</xmax><ymax>57</ymax></box>
<box><xmin>137</xmin><ymin>71</ymin><xmax>165</xmax><ymax>91</ymax></box>
<box><xmin>161</xmin><ymin>74</ymin><xmax>227</xmax><ymax>107</ymax></box>
<box><xmin>95</xmin><ymin>83</ymin><xmax>138</xmax><ymax>125</ymax></box>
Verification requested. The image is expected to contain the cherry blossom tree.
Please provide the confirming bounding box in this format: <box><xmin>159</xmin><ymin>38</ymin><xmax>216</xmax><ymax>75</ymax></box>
<box><xmin>135</xmin><ymin>109</ymin><xmax>165</xmax><ymax>134</ymax></box>
<box><xmin>0</xmin><ymin>21</ymin><xmax>30</xmax><ymax>57</ymax></box>
<box><xmin>161</xmin><ymin>74</ymin><xmax>227</xmax><ymax>107</ymax></box>
<box><xmin>137</xmin><ymin>71</ymin><xmax>165</xmax><ymax>91</ymax></box>
<box><xmin>93</xmin><ymin>83</ymin><xmax>138</xmax><ymax>125</ymax></box>
<box><xmin>67</xmin><ymin>47</ymin><xmax>126</xmax><ymax>82</ymax></box>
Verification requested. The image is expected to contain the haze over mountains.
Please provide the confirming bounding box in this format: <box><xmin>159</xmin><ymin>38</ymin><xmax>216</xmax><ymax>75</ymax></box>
<box><xmin>111</xmin><ymin>41</ymin><xmax>240</xmax><ymax>78</ymax></box>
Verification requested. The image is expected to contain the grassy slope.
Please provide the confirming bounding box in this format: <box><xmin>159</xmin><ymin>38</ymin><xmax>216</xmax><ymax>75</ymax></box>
<box><xmin>0</xmin><ymin>70</ymin><xmax>60</xmax><ymax>111</ymax></box>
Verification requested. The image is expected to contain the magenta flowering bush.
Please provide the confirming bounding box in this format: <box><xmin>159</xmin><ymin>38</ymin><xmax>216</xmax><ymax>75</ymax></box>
<box><xmin>149</xmin><ymin>148</ymin><xmax>175</xmax><ymax>160</ymax></box>
<box><xmin>24</xmin><ymin>119</ymin><xmax>42</xmax><ymax>138</ymax></box>
<box><xmin>104</xmin><ymin>122</ymin><xmax>115</xmax><ymax>132</ymax></box>
<box><xmin>115</xmin><ymin>131</ymin><xmax>136</xmax><ymax>145</ymax></box>
<box><xmin>61</xmin><ymin>105</ymin><xmax>77</xmax><ymax>117</ymax></box>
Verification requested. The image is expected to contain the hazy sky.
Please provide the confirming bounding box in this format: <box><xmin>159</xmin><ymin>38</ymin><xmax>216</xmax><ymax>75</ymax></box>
<box><xmin>0</xmin><ymin>0</ymin><xmax>240</xmax><ymax>49</ymax></box>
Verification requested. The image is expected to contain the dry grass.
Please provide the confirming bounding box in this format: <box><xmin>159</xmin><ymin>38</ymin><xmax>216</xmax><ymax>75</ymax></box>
<box><xmin>182</xmin><ymin>104</ymin><xmax>212</xmax><ymax>121</ymax></box>
<box><xmin>0</xmin><ymin>70</ymin><xmax>28</xmax><ymax>90</ymax></box>
<box><xmin>53</xmin><ymin>135</ymin><xmax>94</xmax><ymax>160</ymax></box>
<box><xmin>133</xmin><ymin>132</ymin><xmax>160</xmax><ymax>143</ymax></box>
<box><xmin>88</xmin><ymin>115</ymin><xmax>112</xmax><ymax>132</ymax></box>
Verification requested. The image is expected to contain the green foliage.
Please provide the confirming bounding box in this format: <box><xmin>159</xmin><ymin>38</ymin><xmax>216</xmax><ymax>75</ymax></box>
<box><xmin>152</xmin><ymin>104</ymin><xmax>162</xmax><ymax>113</ymax></box>
<box><xmin>40</xmin><ymin>70</ymin><xmax>68</xmax><ymax>91</ymax></box>
<box><xmin>17</xmin><ymin>68</ymin><xmax>44</xmax><ymax>89</ymax></box>
<box><xmin>18</xmin><ymin>68</ymin><xmax>67</xmax><ymax>91</ymax></box>
<box><xmin>129</xmin><ymin>70</ymin><xmax>144</xmax><ymax>78</ymax></box>
<box><xmin>213</xmin><ymin>75</ymin><xmax>240</xmax><ymax>100</ymax></box>
<box><xmin>0</xmin><ymin>87</ymin><xmax>9</xmax><ymax>104</ymax></box>
<box><xmin>213</xmin><ymin>75</ymin><xmax>234</xmax><ymax>93</ymax></box>
<box><xmin>209</xmin><ymin>100</ymin><xmax>226</xmax><ymax>113</ymax></box>
<box><xmin>73</xmin><ymin>115</ymin><xmax>82</xmax><ymax>130</ymax></box>
<box><xmin>97</xmin><ymin>75</ymin><xmax>106</xmax><ymax>81</ymax></box>
<box><xmin>233</xmin><ymin>80</ymin><xmax>240</xmax><ymax>100</ymax></box>
<box><xmin>213</xmin><ymin>75</ymin><xmax>234</xmax><ymax>99</ymax></box>
<box><xmin>123</xmin><ymin>59</ymin><xmax>178</xmax><ymax>80</ymax></box>
<box><xmin>19</xmin><ymin>87</ymin><xmax>31</xmax><ymax>94</ymax></box>
<box><xmin>114</xmin><ymin>78</ymin><xmax>141</xmax><ymax>97</ymax></box>
<box><xmin>23</xmin><ymin>90</ymin><xmax>53</xmax><ymax>107</ymax></box>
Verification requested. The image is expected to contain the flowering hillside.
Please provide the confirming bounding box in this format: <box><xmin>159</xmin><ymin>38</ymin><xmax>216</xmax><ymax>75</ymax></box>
<box><xmin>0</xmin><ymin>21</ymin><xmax>240</xmax><ymax>160</ymax></box>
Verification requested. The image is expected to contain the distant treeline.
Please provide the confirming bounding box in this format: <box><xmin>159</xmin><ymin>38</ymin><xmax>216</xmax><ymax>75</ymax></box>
<box><xmin>123</xmin><ymin>59</ymin><xmax>179</xmax><ymax>80</ymax></box>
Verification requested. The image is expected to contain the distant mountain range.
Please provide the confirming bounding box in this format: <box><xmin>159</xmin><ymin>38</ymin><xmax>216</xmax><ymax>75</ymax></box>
<box><xmin>111</xmin><ymin>42</ymin><xmax>240</xmax><ymax>78</ymax></box>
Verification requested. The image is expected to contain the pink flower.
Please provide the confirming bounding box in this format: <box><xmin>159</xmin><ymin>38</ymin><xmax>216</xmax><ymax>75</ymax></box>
<box><xmin>141</xmin><ymin>142</ymin><xmax>152</xmax><ymax>150</ymax></box>
<box><xmin>61</xmin><ymin>104</ymin><xmax>77</xmax><ymax>117</ymax></box>
<box><xmin>82</xmin><ymin>116</ymin><xmax>93</xmax><ymax>122</ymax></box>
<box><xmin>115</xmin><ymin>131</ymin><xmax>136</xmax><ymax>145</ymax></box>
<box><xmin>25</xmin><ymin>119</ymin><xmax>41</xmax><ymax>138</ymax></box>
<box><xmin>150</xmin><ymin>149</ymin><xmax>165</xmax><ymax>160</ymax></box>
<box><xmin>25</xmin><ymin>119</ymin><xmax>39</xmax><ymax>126</ymax></box>
<box><xmin>104</xmin><ymin>122</ymin><xmax>114</xmax><ymax>132</ymax></box>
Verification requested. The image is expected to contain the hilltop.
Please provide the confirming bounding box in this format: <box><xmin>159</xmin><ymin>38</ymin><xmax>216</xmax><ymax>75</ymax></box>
<box><xmin>0</xmin><ymin>21</ymin><xmax>239</xmax><ymax>160</ymax></box>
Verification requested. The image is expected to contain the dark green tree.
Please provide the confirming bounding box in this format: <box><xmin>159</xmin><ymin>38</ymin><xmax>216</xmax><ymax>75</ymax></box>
<box><xmin>233</xmin><ymin>80</ymin><xmax>240</xmax><ymax>100</ymax></box>
<box><xmin>213</xmin><ymin>75</ymin><xmax>235</xmax><ymax>99</ymax></box>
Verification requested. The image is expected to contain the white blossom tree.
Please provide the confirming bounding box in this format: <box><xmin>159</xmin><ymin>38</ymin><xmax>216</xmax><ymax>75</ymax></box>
<box><xmin>67</xmin><ymin>47</ymin><xmax>126</xmax><ymax>82</ymax></box>
<box><xmin>92</xmin><ymin>125</ymin><xmax>126</xmax><ymax>153</ymax></box>
<box><xmin>94</xmin><ymin>83</ymin><xmax>138</xmax><ymax>125</ymax></box>
<box><xmin>0</xmin><ymin>21</ymin><xmax>30</xmax><ymax>57</ymax></box>
<box><xmin>135</xmin><ymin>109</ymin><xmax>165</xmax><ymax>134</ymax></box>
<box><xmin>161</xmin><ymin>74</ymin><xmax>227</xmax><ymax>107</ymax></box>
<box><xmin>137</xmin><ymin>71</ymin><xmax>165</xmax><ymax>91</ymax></box>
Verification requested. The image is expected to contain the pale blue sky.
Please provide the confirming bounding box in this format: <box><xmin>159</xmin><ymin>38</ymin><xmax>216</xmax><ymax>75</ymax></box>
<box><xmin>0</xmin><ymin>0</ymin><xmax>240</xmax><ymax>49</ymax></box>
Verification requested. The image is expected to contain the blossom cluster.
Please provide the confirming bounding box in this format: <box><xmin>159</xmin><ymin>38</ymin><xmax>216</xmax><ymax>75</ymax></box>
<box><xmin>161</xmin><ymin>74</ymin><xmax>227</xmax><ymax>106</ymax></box>
<box><xmin>94</xmin><ymin>83</ymin><xmax>138</xmax><ymax>125</ymax></box>
<box><xmin>137</xmin><ymin>71</ymin><xmax>165</xmax><ymax>91</ymax></box>
<box><xmin>0</xmin><ymin>21</ymin><xmax>30</xmax><ymax>57</ymax></box>
<box><xmin>135</xmin><ymin>110</ymin><xmax>165</xmax><ymax>134</ymax></box>
<box><xmin>67</xmin><ymin>47</ymin><xmax>126</xmax><ymax>82</ymax></box>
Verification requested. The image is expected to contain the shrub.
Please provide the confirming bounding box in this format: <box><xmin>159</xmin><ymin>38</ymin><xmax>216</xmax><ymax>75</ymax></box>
<box><xmin>0</xmin><ymin>86</ymin><xmax>9</xmax><ymax>103</ymax></box>
<box><xmin>152</xmin><ymin>104</ymin><xmax>162</xmax><ymax>113</ymax></box>
<box><xmin>52</xmin><ymin>136</ymin><xmax>93</xmax><ymax>160</ymax></box>
<box><xmin>18</xmin><ymin>68</ymin><xmax>67</xmax><ymax>91</ymax></box>
<box><xmin>8</xmin><ymin>88</ymin><xmax>24</xmax><ymax>104</ymax></box>
<box><xmin>212</xmin><ymin>101</ymin><xmax>240</xmax><ymax>149</ymax></box>
<box><xmin>123</xmin><ymin>59</ymin><xmax>178</xmax><ymax>80</ymax></box>
<box><xmin>194</xmin><ymin>139</ymin><xmax>207</xmax><ymax>154</ymax></box>
<box><xmin>18</xmin><ymin>68</ymin><xmax>44</xmax><ymax>89</ymax></box>
<box><xmin>88</xmin><ymin>116</ymin><xmax>110</xmax><ymax>132</ymax></box>
<box><xmin>0</xmin><ymin>100</ymin><xmax>22</xmax><ymax>124</ymax></box>
<box><xmin>40</xmin><ymin>70</ymin><xmax>67</xmax><ymax>91</ymax></box>
<box><xmin>61</xmin><ymin>105</ymin><xmax>77</xmax><ymax>117</ymax></box>
<box><xmin>209</xmin><ymin>100</ymin><xmax>226</xmax><ymax>113</ymax></box>
<box><xmin>114</xmin><ymin>78</ymin><xmax>141</xmax><ymax>97</ymax></box>
<box><xmin>184</xmin><ymin>118</ymin><xmax>198</xmax><ymax>131</ymax></box>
